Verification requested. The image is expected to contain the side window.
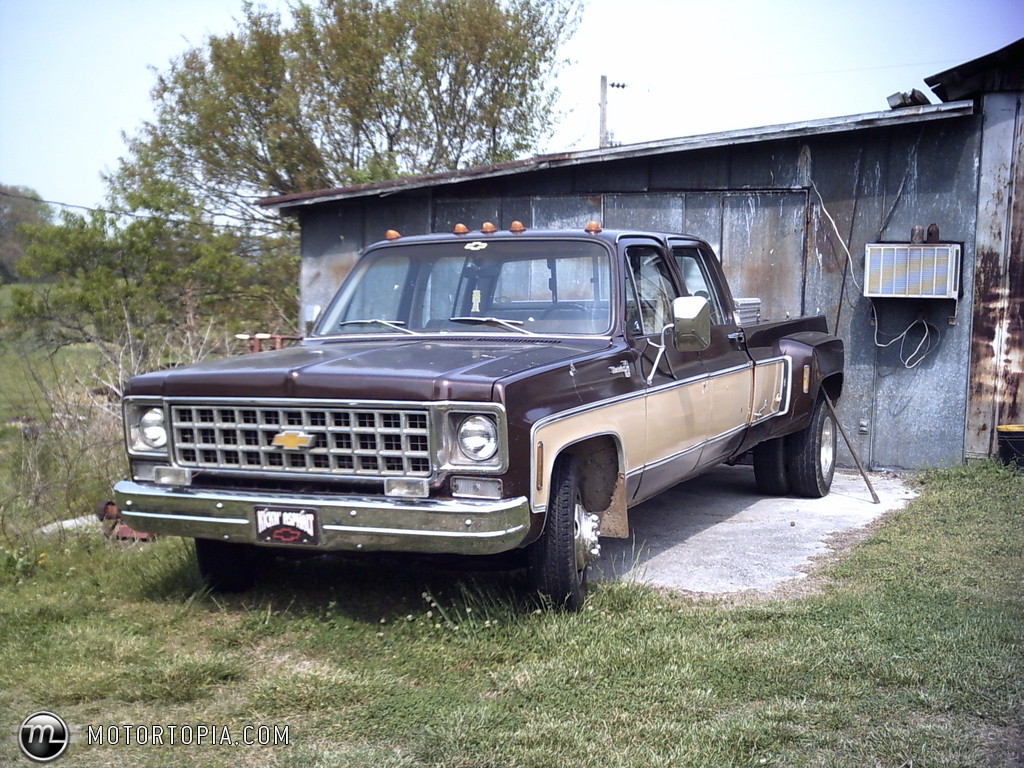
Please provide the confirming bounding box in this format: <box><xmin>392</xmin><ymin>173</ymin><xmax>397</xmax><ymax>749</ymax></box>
<box><xmin>673</xmin><ymin>246</ymin><xmax>727</xmax><ymax>325</ymax></box>
<box><xmin>625</xmin><ymin>246</ymin><xmax>680</xmax><ymax>335</ymax></box>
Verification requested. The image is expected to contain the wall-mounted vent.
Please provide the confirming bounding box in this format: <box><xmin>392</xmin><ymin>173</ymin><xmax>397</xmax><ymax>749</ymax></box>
<box><xmin>863</xmin><ymin>243</ymin><xmax>961</xmax><ymax>299</ymax></box>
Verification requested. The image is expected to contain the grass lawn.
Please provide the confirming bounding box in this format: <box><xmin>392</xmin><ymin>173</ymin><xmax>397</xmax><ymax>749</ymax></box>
<box><xmin>1</xmin><ymin>461</ymin><xmax>1022</xmax><ymax>767</ymax></box>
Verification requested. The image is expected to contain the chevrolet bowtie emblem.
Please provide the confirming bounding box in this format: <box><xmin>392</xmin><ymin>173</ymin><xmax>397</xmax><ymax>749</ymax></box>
<box><xmin>271</xmin><ymin>430</ymin><xmax>316</xmax><ymax>450</ymax></box>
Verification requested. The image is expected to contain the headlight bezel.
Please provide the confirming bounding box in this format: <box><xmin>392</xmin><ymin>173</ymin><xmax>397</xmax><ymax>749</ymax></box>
<box><xmin>440</xmin><ymin>405</ymin><xmax>507</xmax><ymax>472</ymax></box>
<box><xmin>125</xmin><ymin>398</ymin><xmax>169</xmax><ymax>457</ymax></box>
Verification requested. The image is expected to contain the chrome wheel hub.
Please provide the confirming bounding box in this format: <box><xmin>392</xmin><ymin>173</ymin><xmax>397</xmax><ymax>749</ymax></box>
<box><xmin>574</xmin><ymin>501</ymin><xmax>601</xmax><ymax>571</ymax></box>
<box><xmin>821</xmin><ymin>417</ymin><xmax>835</xmax><ymax>476</ymax></box>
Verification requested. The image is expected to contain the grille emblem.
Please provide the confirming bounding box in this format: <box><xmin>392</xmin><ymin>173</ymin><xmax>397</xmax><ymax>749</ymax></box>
<box><xmin>271</xmin><ymin>430</ymin><xmax>316</xmax><ymax>450</ymax></box>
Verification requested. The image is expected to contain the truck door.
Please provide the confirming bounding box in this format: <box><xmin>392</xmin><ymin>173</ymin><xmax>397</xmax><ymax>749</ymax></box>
<box><xmin>623</xmin><ymin>240</ymin><xmax>709</xmax><ymax>501</ymax></box>
<box><xmin>669</xmin><ymin>242</ymin><xmax>755</xmax><ymax>468</ymax></box>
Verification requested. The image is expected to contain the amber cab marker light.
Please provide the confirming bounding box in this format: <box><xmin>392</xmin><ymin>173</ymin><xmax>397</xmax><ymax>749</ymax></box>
<box><xmin>585</xmin><ymin>220</ymin><xmax>603</xmax><ymax>233</ymax></box>
<box><xmin>453</xmin><ymin>223</ymin><xmax>470</xmax><ymax>235</ymax></box>
<box><xmin>385</xmin><ymin>229</ymin><xmax>401</xmax><ymax>241</ymax></box>
<box><xmin>510</xmin><ymin>220</ymin><xmax>526</xmax><ymax>233</ymax></box>
<box><xmin>481</xmin><ymin>221</ymin><xmax>497</xmax><ymax>234</ymax></box>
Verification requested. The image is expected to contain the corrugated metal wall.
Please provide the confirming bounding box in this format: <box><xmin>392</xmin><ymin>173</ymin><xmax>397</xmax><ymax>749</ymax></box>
<box><xmin>966</xmin><ymin>92</ymin><xmax>1024</xmax><ymax>456</ymax></box>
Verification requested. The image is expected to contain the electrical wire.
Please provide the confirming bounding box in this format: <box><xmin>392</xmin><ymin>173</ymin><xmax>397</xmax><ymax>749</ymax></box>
<box><xmin>0</xmin><ymin>188</ymin><xmax>274</xmax><ymax>231</ymax></box>
<box><xmin>870</xmin><ymin>300</ymin><xmax>940</xmax><ymax>369</ymax></box>
<box><xmin>811</xmin><ymin>179</ymin><xmax>863</xmax><ymax>293</ymax></box>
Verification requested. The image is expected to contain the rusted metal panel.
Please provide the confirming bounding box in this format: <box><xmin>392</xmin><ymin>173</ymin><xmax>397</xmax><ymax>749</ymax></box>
<box><xmin>650</xmin><ymin>146</ymin><xmax>731</xmax><ymax>191</ymax></box>
<box><xmin>433</xmin><ymin>199</ymin><xmax>501</xmax><ymax>233</ymax></box>
<box><xmin>727</xmin><ymin>141</ymin><xmax>805</xmax><ymax>189</ymax></box>
<box><xmin>720</xmin><ymin>192</ymin><xmax>807</xmax><ymax>322</ymax></box>
<box><xmin>299</xmin><ymin>203</ymin><xmax>366</xmax><ymax>314</ymax></box>
<box><xmin>604</xmin><ymin>194</ymin><xmax>683</xmax><ymax>232</ymax></box>
<box><xmin>365</xmin><ymin>196</ymin><xmax>430</xmax><ymax>243</ymax></box>
<box><xmin>576</xmin><ymin>159</ymin><xmax>650</xmax><ymax>193</ymax></box>
<box><xmin>532</xmin><ymin>196</ymin><xmax>602</xmax><ymax>229</ymax></box>
<box><xmin>967</xmin><ymin>93</ymin><xmax>1024</xmax><ymax>456</ymax></box>
<box><xmin>681</xmin><ymin>193</ymin><xmax>723</xmax><ymax>254</ymax></box>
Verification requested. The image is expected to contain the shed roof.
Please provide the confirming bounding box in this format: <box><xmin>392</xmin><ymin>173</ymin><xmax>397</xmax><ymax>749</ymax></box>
<box><xmin>925</xmin><ymin>37</ymin><xmax>1024</xmax><ymax>102</ymax></box>
<box><xmin>257</xmin><ymin>100</ymin><xmax>974</xmax><ymax>212</ymax></box>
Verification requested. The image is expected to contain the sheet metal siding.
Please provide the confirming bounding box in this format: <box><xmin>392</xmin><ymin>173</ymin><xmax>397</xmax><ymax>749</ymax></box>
<box><xmin>967</xmin><ymin>92</ymin><xmax>1024</xmax><ymax>456</ymax></box>
<box><xmin>295</xmin><ymin>112</ymin><xmax>989</xmax><ymax>469</ymax></box>
<box><xmin>803</xmin><ymin>120</ymin><xmax>981</xmax><ymax>469</ymax></box>
<box><xmin>866</xmin><ymin>123</ymin><xmax>978</xmax><ymax>469</ymax></box>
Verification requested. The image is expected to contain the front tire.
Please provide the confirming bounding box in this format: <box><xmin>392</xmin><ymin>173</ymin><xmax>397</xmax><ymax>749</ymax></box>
<box><xmin>194</xmin><ymin>538</ymin><xmax>259</xmax><ymax>592</ymax></box>
<box><xmin>786</xmin><ymin>397</ymin><xmax>837</xmax><ymax>498</ymax></box>
<box><xmin>528</xmin><ymin>457</ymin><xmax>599</xmax><ymax>611</ymax></box>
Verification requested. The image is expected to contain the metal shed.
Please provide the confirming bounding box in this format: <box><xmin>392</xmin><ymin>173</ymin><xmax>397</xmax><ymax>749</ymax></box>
<box><xmin>259</xmin><ymin>38</ymin><xmax>1024</xmax><ymax>471</ymax></box>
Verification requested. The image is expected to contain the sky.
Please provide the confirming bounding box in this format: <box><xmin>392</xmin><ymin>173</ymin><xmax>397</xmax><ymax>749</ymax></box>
<box><xmin>1</xmin><ymin>0</ymin><xmax>1022</xmax><ymax>212</ymax></box>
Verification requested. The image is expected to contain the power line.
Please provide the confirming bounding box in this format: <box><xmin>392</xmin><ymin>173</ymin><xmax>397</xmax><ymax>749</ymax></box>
<box><xmin>0</xmin><ymin>188</ymin><xmax>277</xmax><ymax>231</ymax></box>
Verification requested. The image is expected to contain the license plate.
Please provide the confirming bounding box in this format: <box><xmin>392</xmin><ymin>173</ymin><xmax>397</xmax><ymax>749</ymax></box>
<box><xmin>255</xmin><ymin>505</ymin><xmax>320</xmax><ymax>545</ymax></box>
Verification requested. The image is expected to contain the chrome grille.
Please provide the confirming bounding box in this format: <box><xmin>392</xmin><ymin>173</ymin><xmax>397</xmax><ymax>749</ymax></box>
<box><xmin>170</xmin><ymin>403</ymin><xmax>432</xmax><ymax>477</ymax></box>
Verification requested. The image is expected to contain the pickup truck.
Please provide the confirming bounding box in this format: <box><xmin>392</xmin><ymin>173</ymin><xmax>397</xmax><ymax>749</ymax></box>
<box><xmin>114</xmin><ymin>222</ymin><xmax>844</xmax><ymax>610</ymax></box>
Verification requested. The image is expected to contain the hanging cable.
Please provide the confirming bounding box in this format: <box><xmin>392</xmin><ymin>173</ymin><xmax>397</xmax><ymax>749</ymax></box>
<box><xmin>870</xmin><ymin>300</ymin><xmax>940</xmax><ymax>369</ymax></box>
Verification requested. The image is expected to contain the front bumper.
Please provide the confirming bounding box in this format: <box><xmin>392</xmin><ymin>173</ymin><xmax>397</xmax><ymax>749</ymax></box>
<box><xmin>113</xmin><ymin>481</ymin><xmax>532</xmax><ymax>556</ymax></box>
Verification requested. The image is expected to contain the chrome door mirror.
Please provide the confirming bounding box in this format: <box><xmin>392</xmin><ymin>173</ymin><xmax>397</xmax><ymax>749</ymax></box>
<box><xmin>672</xmin><ymin>296</ymin><xmax>711</xmax><ymax>351</ymax></box>
<box><xmin>302</xmin><ymin>304</ymin><xmax>322</xmax><ymax>335</ymax></box>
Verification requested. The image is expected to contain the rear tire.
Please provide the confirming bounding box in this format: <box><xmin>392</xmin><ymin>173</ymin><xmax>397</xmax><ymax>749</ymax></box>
<box><xmin>528</xmin><ymin>457</ymin><xmax>598</xmax><ymax>612</ymax></box>
<box><xmin>753</xmin><ymin>437</ymin><xmax>790</xmax><ymax>495</ymax></box>
<box><xmin>194</xmin><ymin>538</ymin><xmax>258</xmax><ymax>593</ymax></box>
<box><xmin>786</xmin><ymin>397</ymin><xmax>837</xmax><ymax>498</ymax></box>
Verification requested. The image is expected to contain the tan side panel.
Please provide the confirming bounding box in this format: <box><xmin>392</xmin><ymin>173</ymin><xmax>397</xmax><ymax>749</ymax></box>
<box><xmin>750</xmin><ymin>359</ymin><xmax>788</xmax><ymax>422</ymax></box>
<box><xmin>644</xmin><ymin>379</ymin><xmax>708</xmax><ymax>465</ymax></box>
<box><xmin>531</xmin><ymin>378</ymin><xmax>709</xmax><ymax>512</ymax></box>
<box><xmin>532</xmin><ymin>396</ymin><xmax>646</xmax><ymax>512</ymax></box>
<box><xmin>705</xmin><ymin>366</ymin><xmax>753</xmax><ymax>438</ymax></box>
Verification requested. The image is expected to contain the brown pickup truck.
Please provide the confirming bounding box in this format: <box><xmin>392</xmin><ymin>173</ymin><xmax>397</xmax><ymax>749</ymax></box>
<box><xmin>114</xmin><ymin>223</ymin><xmax>843</xmax><ymax>610</ymax></box>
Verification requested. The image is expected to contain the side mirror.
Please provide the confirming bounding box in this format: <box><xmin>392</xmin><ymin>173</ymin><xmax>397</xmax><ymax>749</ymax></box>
<box><xmin>302</xmin><ymin>304</ymin><xmax>322</xmax><ymax>335</ymax></box>
<box><xmin>672</xmin><ymin>296</ymin><xmax>711</xmax><ymax>351</ymax></box>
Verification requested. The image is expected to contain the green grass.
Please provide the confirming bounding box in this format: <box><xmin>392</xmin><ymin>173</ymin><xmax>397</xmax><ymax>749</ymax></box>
<box><xmin>1</xmin><ymin>461</ymin><xmax>1021</xmax><ymax>767</ymax></box>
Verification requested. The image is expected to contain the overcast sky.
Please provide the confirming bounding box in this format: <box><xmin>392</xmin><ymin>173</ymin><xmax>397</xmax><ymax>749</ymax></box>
<box><xmin>1</xmin><ymin>0</ymin><xmax>1022</xmax><ymax>212</ymax></box>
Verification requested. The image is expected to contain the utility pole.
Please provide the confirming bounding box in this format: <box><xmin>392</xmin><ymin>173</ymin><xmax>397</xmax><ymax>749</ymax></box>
<box><xmin>599</xmin><ymin>75</ymin><xmax>627</xmax><ymax>149</ymax></box>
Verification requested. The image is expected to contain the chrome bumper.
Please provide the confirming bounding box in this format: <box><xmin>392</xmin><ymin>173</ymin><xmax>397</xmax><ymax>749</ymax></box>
<box><xmin>113</xmin><ymin>481</ymin><xmax>532</xmax><ymax>556</ymax></box>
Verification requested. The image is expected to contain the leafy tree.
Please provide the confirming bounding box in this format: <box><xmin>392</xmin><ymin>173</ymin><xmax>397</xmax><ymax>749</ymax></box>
<box><xmin>6</xmin><ymin>189</ymin><xmax>298</xmax><ymax>385</ymax></box>
<box><xmin>0</xmin><ymin>185</ymin><xmax>53</xmax><ymax>284</ymax></box>
<box><xmin>6</xmin><ymin>0</ymin><xmax>577</xmax><ymax>380</ymax></box>
<box><xmin>111</xmin><ymin>0</ymin><xmax>579</xmax><ymax>225</ymax></box>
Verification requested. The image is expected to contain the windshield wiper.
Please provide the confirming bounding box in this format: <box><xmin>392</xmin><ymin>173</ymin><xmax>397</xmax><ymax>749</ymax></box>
<box><xmin>337</xmin><ymin>319</ymin><xmax>419</xmax><ymax>335</ymax></box>
<box><xmin>448</xmin><ymin>316</ymin><xmax>536</xmax><ymax>335</ymax></box>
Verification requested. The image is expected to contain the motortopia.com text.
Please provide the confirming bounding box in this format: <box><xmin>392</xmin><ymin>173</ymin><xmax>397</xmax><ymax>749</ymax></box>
<box><xmin>87</xmin><ymin>723</ymin><xmax>289</xmax><ymax>747</ymax></box>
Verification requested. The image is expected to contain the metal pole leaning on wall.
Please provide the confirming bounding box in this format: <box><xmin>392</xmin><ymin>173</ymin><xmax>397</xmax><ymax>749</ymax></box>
<box><xmin>824</xmin><ymin>393</ymin><xmax>880</xmax><ymax>504</ymax></box>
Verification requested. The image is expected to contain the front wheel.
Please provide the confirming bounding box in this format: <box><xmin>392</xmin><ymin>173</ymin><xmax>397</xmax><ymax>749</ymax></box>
<box><xmin>786</xmin><ymin>397</ymin><xmax>837</xmax><ymax>498</ymax></box>
<box><xmin>528</xmin><ymin>457</ymin><xmax>601</xmax><ymax>611</ymax></box>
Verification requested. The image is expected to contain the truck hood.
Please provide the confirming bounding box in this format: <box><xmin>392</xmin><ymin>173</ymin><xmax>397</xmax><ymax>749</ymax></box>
<box><xmin>126</xmin><ymin>337</ymin><xmax>608</xmax><ymax>402</ymax></box>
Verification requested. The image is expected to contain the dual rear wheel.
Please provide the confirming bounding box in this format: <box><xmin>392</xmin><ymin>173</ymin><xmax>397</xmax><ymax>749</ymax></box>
<box><xmin>753</xmin><ymin>396</ymin><xmax>836</xmax><ymax>498</ymax></box>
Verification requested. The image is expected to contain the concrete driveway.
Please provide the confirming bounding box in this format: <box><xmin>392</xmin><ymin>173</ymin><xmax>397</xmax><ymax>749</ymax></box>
<box><xmin>596</xmin><ymin>464</ymin><xmax>917</xmax><ymax>595</ymax></box>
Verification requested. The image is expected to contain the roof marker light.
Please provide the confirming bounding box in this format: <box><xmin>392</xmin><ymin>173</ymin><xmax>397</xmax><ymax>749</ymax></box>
<box><xmin>385</xmin><ymin>229</ymin><xmax>401</xmax><ymax>241</ymax></box>
<box><xmin>481</xmin><ymin>221</ymin><xmax>497</xmax><ymax>234</ymax></box>
<box><xmin>453</xmin><ymin>223</ymin><xmax>469</xmax><ymax>235</ymax></box>
<box><xmin>510</xmin><ymin>221</ymin><xmax>526</xmax><ymax>233</ymax></box>
<box><xmin>585</xmin><ymin>221</ymin><xmax>603</xmax><ymax>234</ymax></box>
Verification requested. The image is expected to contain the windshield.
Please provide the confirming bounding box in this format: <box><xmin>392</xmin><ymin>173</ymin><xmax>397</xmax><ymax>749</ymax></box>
<box><xmin>315</xmin><ymin>238</ymin><xmax>613</xmax><ymax>336</ymax></box>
